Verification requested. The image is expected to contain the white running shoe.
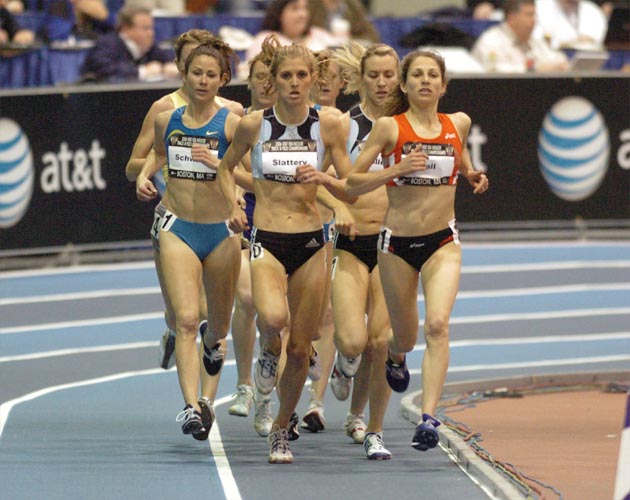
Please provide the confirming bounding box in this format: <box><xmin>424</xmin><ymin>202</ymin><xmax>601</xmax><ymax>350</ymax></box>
<box><xmin>343</xmin><ymin>412</ymin><xmax>367</xmax><ymax>444</ymax></box>
<box><xmin>229</xmin><ymin>384</ymin><xmax>255</xmax><ymax>417</ymax></box>
<box><xmin>254</xmin><ymin>392</ymin><xmax>273</xmax><ymax>437</ymax></box>
<box><xmin>255</xmin><ymin>349</ymin><xmax>279</xmax><ymax>395</ymax></box>
<box><xmin>337</xmin><ymin>352</ymin><xmax>361</xmax><ymax>378</ymax></box>
<box><xmin>268</xmin><ymin>428</ymin><xmax>293</xmax><ymax>464</ymax></box>
<box><xmin>330</xmin><ymin>365</ymin><xmax>351</xmax><ymax>401</ymax></box>
<box><xmin>300</xmin><ymin>400</ymin><xmax>326</xmax><ymax>433</ymax></box>
<box><xmin>158</xmin><ymin>328</ymin><xmax>176</xmax><ymax>369</ymax></box>
<box><xmin>364</xmin><ymin>432</ymin><xmax>392</xmax><ymax>460</ymax></box>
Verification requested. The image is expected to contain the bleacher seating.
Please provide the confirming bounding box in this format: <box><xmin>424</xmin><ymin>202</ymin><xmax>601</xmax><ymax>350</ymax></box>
<box><xmin>2</xmin><ymin>13</ymin><xmax>628</xmax><ymax>88</ymax></box>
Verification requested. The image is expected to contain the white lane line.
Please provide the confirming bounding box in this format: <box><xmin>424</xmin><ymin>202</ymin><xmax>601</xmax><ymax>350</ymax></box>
<box><xmin>0</xmin><ymin>261</ymin><xmax>156</xmax><ymax>278</ymax></box>
<box><xmin>462</xmin><ymin>260</ymin><xmax>630</xmax><ymax>273</ymax></box>
<box><xmin>408</xmin><ymin>354</ymin><xmax>630</xmax><ymax>374</ymax></box>
<box><xmin>449</xmin><ymin>331</ymin><xmax>630</xmax><ymax>347</ymax></box>
<box><xmin>0</xmin><ymin>368</ymin><xmax>164</xmax><ymax>438</ymax></box>
<box><xmin>449</xmin><ymin>307</ymin><xmax>630</xmax><ymax>324</ymax></box>
<box><xmin>210</xmin><ymin>394</ymin><xmax>243</xmax><ymax>500</ymax></box>
<box><xmin>2</xmin><ymin>307</ymin><xmax>629</xmax><ymax>336</ymax></box>
<box><xmin>2</xmin><ymin>332</ymin><xmax>629</xmax><ymax>364</ymax></box>
<box><xmin>454</xmin><ymin>283</ymin><xmax>630</xmax><ymax>299</ymax></box>
<box><xmin>3</xmin><ymin>282</ymin><xmax>628</xmax><ymax>308</ymax></box>
<box><xmin>0</xmin><ymin>312</ymin><xmax>164</xmax><ymax>335</ymax></box>
<box><xmin>0</xmin><ymin>342</ymin><xmax>158</xmax><ymax>363</ymax></box>
<box><xmin>0</xmin><ymin>370</ymin><xmax>242</xmax><ymax>500</ymax></box>
<box><xmin>0</xmin><ymin>287</ymin><xmax>162</xmax><ymax>306</ymax></box>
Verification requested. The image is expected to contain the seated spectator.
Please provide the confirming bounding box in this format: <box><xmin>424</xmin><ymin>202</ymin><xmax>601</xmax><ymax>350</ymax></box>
<box><xmin>123</xmin><ymin>0</ymin><xmax>187</xmax><ymax>16</ymax></box>
<box><xmin>533</xmin><ymin>0</ymin><xmax>608</xmax><ymax>49</ymax></box>
<box><xmin>5</xmin><ymin>0</ymin><xmax>26</xmax><ymax>13</ymax></box>
<box><xmin>80</xmin><ymin>5</ymin><xmax>179</xmax><ymax>82</ymax></box>
<box><xmin>0</xmin><ymin>0</ymin><xmax>35</xmax><ymax>44</ymax></box>
<box><xmin>308</xmin><ymin>0</ymin><xmax>380</xmax><ymax>44</ymax></box>
<box><xmin>38</xmin><ymin>0</ymin><xmax>112</xmax><ymax>42</ymax></box>
<box><xmin>472</xmin><ymin>0</ymin><xmax>569</xmax><ymax>72</ymax></box>
<box><xmin>245</xmin><ymin>0</ymin><xmax>338</xmax><ymax>62</ymax></box>
<box><xmin>467</xmin><ymin>0</ymin><xmax>504</xmax><ymax>19</ymax></box>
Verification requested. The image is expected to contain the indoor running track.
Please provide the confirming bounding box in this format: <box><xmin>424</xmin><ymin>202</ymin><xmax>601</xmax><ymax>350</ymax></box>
<box><xmin>1</xmin><ymin>241</ymin><xmax>629</xmax><ymax>500</ymax></box>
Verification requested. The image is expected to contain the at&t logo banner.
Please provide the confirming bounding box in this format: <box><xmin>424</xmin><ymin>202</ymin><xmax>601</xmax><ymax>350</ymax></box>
<box><xmin>538</xmin><ymin>96</ymin><xmax>610</xmax><ymax>202</ymax></box>
<box><xmin>0</xmin><ymin>118</ymin><xmax>34</xmax><ymax>228</ymax></box>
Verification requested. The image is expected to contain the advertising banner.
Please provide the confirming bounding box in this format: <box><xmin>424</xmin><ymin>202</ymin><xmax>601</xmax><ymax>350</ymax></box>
<box><xmin>1</xmin><ymin>76</ymin><xmax>628</xmax><ymax>251</ymax></box>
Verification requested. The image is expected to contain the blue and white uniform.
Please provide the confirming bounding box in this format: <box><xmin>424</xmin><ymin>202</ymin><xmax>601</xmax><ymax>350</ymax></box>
<box><xmin>151</xmin><ymin>106</ymin><xmax>234</xmax><ymax>261</ymax></box>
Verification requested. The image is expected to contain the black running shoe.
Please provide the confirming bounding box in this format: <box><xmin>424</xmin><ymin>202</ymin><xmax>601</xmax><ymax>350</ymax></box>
<box><xmin>385</xmin><ymin>354</ymin><xmax>410</xmax><ymax>393</ymax></box>
<box><xmin>288</xmin><ymin>411</ymin><xmax>300</xmax><ymax>441</ymax></box>
<box><xmin>200</xmin><ymin>321</ymin><xmax>224</xmax><ymax>376</ymax></box>
<box><xmin>193</xmin><ymin>397</ymin><xmax>215</xmax><ymax>441</ymax></box>
<box><xmin>176</xmin><ymin>404</ymin><xmax>205</xmax><ymax>436</ymax></box>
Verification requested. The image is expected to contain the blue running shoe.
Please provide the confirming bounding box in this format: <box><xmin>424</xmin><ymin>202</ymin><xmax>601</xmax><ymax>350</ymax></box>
<box><xmin>411</xmin><ymin>413</ymin><xmax>441</xmax><ymax>451</ymax></box>
<box><xmin>385</xmin><ymin>353</ymin><xmax>410</xmax><ymax>393</ymax></box>
<box><xmin>200</xmin><ymin>321</ymin><xmax>224</xmax><ymax>376</ymax></box>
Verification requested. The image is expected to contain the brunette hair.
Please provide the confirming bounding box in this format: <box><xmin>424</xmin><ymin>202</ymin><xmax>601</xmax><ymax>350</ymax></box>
<box><xmin>184</xmin><ymin>40</ymin><xmax>239</xmax><ymax>84</ymax></box>
<box><xmin>383</xmin><ymin>49</ymin><xmax>447</xmax><ymax>116</ymax></box>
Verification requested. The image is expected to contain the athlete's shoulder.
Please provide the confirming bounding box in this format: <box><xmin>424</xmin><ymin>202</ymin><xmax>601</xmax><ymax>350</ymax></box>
<box><xmin>446</xmin><ymin>112</ymin><xmax>471</xmax><ymax>139</ymax></box>
<box><xmin>447</xmin><ymin>111</ymin><xmax>471</xmax><ymax>128</ymax></box>
<box><xmin>217</xmin><ymin>96</ymin><xmax>245</xmax><ymax>117</ymax></box>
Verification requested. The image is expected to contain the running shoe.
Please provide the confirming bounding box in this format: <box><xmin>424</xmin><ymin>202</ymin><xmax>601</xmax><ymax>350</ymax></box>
<box><xmin>200</xmin><ymin>321</ymin><xmax>224</xmax><ymax>376</ymax></box>
<box><xmin>385</xmin><ymin>353</ymin><xmax>410</xmax><ymax>393</ymax></box>
<box><xmin>158</xmin><ymin>328</ymin><xmax>176</xmax><ymax>370</ymax></box>
<box><xmin>176</xmin><ymin>404</ymin><xmax>205</xmax><ymax>436</ymax></box>
<box><xmin>228</xmin><ymin>384</ymin><xmax>255</xmax><ymax>417</ymax></box>
<box><xmin>193</xmin><ymin>397</ymin><xmax>214</xmax><ymax>441</ymax></box>
<box><xmin>300</xmin><ymin>400</ymin><xmax>326</xmax><ymax>433</ymax></box>
<box><xmin>254</xmin><ymin>349</ymin><xmax>279</xmax><ymax>395</ymax></box>
<box><xmin>268</xmin><ymin>428</ymin><xmax>293</xmax><ymax>464</ymax></box>
<box><xmin>336</xmin><ymin>352</ymin><xmax>361</xmax><ymax>378</ymax></box>
<box><xmin>308</xmin><ymin>347</ymin><xmax>321</xmax><ymax>381</ymax></box>
<box><xmin>330</xmin><ymin>364</ymin><xmax>351</xmax><ymax>401</ymax></box>
<box><xmin>343</xmin><ymin>412</ymin><xmax>367</xmax><ymax>444</ymax></box>
<box><xmin>364</xmin><ymin>432</ymin><xmax>392</xmax><ymax>460</ymax></box>
<box><xmin>288</xmin><ymin>411</ymin><xmax>300</xmax><ymax>441</ymax></box>
<box><xmin>411</xmin><ymin>413</ymin><xmax>442</xmax><ymax>451</ymax></box>
<box><xmin>254</xmin><ymin>392</ymin><xmax>273</xmax><ymax>437</ymax></box>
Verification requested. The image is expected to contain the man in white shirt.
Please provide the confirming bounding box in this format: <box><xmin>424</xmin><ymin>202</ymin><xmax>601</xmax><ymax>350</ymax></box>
<box><xmin>472</xmin><ymin>0</ymin><xmax>569</xmax><ymax>72</ymax></box>
<box><xmin>533</xmin><ymin>0</ymin><xmax>608</xmax><ymax>49</ymax></box>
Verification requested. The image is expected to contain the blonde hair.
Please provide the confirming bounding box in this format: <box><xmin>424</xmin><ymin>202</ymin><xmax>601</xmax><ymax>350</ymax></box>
<box><xmin>332</xmin><ymin>41</ymin><xmax>399</xmax><ymax>98</ymax></box>
<box><xmin>259</xmin><ymin>34</ymin><xmax>316</xmax><ymax>94</ymax></box>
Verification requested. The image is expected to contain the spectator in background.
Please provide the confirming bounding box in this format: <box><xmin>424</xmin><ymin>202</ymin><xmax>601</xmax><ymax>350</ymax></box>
<box><xmin>123</xmin><ymin>0</ymin><xmax>187</xmax><ymax>16</ymax></box>
<box><xmin>467</xmin><ymin>0</ymin><xmax>504</xmax><ymax>19</ymax></box>
<box><xmin>472</xmin><ymin>0</ymin><xmax>569</xmax><ymax>72</ymax></box>
<box><xmin>533</xmin><ymin>0</ymin><xmax>608</xmax><ymax>49</ymax></box>
<box><xmin>309</xmin><ymin>0</ymin><xmax>380</xmax><ymax>44</ymax></box>
<box><xmin>0</xmin><ymin>0</ymin><xmax>35</xmax><ymax>43</ymax></box>
<box><xmin>5</xmin><ymin>0</ymin><xmax>26</xmax><ymax>13</ymax></box>
<box><xmin>38</xmin><ymin>0</ymin><xmax>112</xmax><ymax>41</ymax></box>
<box><xmin>80</xmin><ymin>5</ymin><xmax>178</xmax><ymax>82</ymax></box>
<box><xmin>245</xmin><ymin>0</ymin><xmax>338</xmax><ymax>62</ymax></box>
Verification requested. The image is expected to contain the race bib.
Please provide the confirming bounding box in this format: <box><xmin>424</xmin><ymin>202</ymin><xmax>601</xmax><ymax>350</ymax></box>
<box><xmin>260</xmin><ymin>139</ymin><xmax>318</xmax><ymax>183</ymax></box>
<box><xmin>167</xmin><ymin>134</ymin><xmax>219</xmax><ymax>181</ymax></box>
